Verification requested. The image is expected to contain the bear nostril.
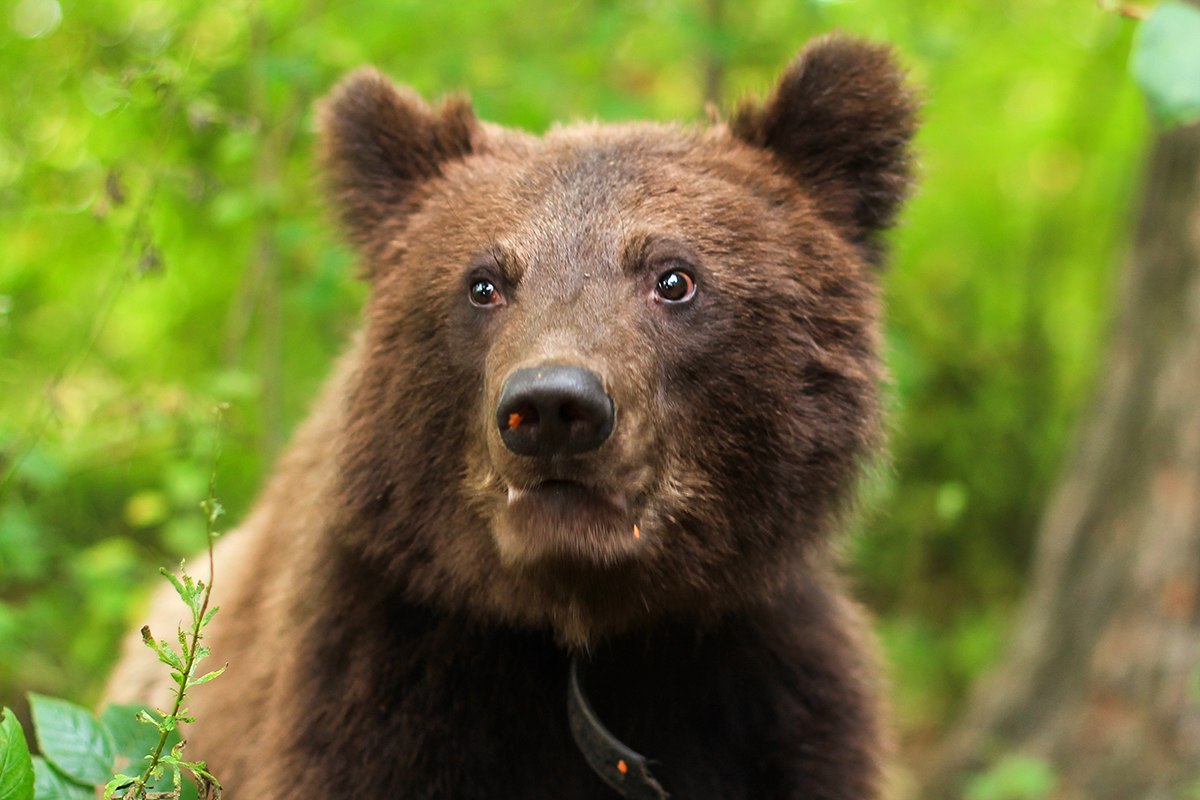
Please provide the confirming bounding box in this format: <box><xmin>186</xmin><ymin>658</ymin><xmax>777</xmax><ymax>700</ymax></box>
<box><xmin>496</xmin><ymin>365</ymin><xmax>614</xmax><ymax>457</ymax></box>
<box><xmin>505</xmin><ymin>407</ymin><xmax>540</xmax><ymax>431</ymax></box>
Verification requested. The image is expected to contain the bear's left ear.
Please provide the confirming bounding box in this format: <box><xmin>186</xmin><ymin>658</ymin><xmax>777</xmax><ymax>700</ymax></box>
<box><xmin>731</xmin><ymin>36</ymin><xmax>917</xmax><ymax>263</ymax></box>
<box><xmin>318</xmin><ymin>69</ymin><xmax>478</xmax><ymax>269</ymax></box>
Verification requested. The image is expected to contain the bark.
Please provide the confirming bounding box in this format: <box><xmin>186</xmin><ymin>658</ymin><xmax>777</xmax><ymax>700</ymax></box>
<box><xmin>927</xmin><ymin>119</ymin><xmax>1200</xmax><ymax>799</ymax></box>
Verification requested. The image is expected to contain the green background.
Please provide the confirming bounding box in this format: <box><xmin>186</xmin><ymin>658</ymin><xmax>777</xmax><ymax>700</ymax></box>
<box><xmin>0</xmin><ymin>0</ymin><xmax>1150</xmax><ymax>775</ymax></box>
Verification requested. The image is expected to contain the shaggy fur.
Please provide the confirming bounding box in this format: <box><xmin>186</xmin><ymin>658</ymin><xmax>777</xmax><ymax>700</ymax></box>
<box><xmin>106</xmin><ymin>35</ymin><xmax>917</xmax><ymax>798</ymax></box>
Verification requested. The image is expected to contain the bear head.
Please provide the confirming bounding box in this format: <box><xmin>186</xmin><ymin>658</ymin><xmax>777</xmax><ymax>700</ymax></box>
<box><xmin>319</xmin><ymin>36</ymin><xmax>916</xmax><ymax>646</ymax></box>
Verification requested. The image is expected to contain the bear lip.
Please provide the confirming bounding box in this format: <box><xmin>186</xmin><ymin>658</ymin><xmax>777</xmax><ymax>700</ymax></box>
<box><xmin>494</xmin><ymin>478</ymin><xmax>642</xmax><ymax>567</ymax></box>
<box><xmin>507</xmin><ymin>479</ymin><xmax>629</xmax><ymax>514</ymax></box>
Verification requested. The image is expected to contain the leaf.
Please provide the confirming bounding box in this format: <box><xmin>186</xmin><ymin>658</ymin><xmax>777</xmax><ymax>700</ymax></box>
<box><xmin>159</xmin><ymin>566</ymin><xmax>186</xmax><ymax>599</ymax></box>
<box><xmin>103</xmin><ymin>774</ymin><xmax>138</xmax><ymax>800</ymax></box>
<box><xmin>203</xmin><ymin>498</ymin><xmax>225</xmax><ymax>526</ymax></box>
<box><xmin>140</xmin><ymin>628</ymin><xmax>185</xmax><ymax>671</ymax></box>
<box><xmin>188</xmin><ymin>666</ymin><xmax>226</xmax><ymax>687</ymax></box>
<box><xmin>0</xmin><ymin>708</ymin><xmax>35</xmax><ymax>800</ymax></box>
<box><xmin>31</xmin><ymin>758</ymin><xmax>91</xmax><ymax>800</ymax></box>
<box><xmin>103</xmin><ymin>777</ymin><xmax>139</xmax><ymax>800</ymax></box>
<box><xmin>28</xmin><ymin>694</ymin><xmax>116</xmax><ymax>787</ymax></box>
<box><xmin>1131</xmin><ymin>0</ymin><xmax>1200</xmax><ymax>126</ymax></box>
<box><xmin>99</xmin><ymin>705</ymin><xmax>160</xmax><ymax>764</ymax></box>
<box><xmin>200</xmin><ymin>606</ymin><xmax>220</xmax><ymax>629</ymax></box>
<box><xmin>99</xmin><ymin>706</ymin><xmax>185</xmax><ymax>797</ymax></box>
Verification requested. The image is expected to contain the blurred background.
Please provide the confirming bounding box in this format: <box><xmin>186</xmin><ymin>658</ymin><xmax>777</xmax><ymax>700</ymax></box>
<box><xmin>4</xmin><ymin>1</ymin><xmax>1198</xmax><ymax>797</ymax></box>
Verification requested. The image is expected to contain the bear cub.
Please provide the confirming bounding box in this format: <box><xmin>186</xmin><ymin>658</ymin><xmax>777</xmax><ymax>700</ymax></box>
<box><xmin>106</xmin><ymin>35</ymin><xmax>916</xmax><ymax>799</ymax></box>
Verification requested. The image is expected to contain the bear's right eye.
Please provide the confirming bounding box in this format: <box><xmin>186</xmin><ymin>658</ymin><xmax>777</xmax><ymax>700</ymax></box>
<box><xmin>469</xmin><ymin>279</ymin><xmax>504</xmax><ymax>307</ymax></box>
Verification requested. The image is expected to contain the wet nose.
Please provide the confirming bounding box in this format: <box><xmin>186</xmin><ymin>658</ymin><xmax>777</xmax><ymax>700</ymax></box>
<box><xmin>496</xmin><ymin>365</ymin><xmax>614</xmax><ymax>457</ymax></box>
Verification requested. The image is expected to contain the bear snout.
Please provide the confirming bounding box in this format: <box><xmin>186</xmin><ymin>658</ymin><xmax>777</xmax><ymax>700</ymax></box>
<box><xmin>495</xmin><ymin>364</ymin><xmax>615</xmax><ymax>457</ymax></box>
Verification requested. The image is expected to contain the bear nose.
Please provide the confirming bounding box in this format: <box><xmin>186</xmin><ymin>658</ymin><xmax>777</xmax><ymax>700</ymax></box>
<box><xmin>496</xmin><ymin>365</ymin><xmax>614</xmax><ymax>457</ymax></box>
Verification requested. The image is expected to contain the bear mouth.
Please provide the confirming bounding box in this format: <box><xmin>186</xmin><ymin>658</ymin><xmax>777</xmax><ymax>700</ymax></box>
<box><xmin>507</xmin><ymin>479</ymin><xmax>629</xmax><ymax>514</ymax></box>
<box><xmin>494</xmin><ymin>479</ymin><xmax>643</xmax><ymax>565</ymax></box>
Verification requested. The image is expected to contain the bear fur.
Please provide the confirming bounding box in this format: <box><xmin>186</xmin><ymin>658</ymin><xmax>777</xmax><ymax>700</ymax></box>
<box><xmin>105</xmin><ymin>35</ymin><xmax>917</xmax><ymax>799</ymax></box>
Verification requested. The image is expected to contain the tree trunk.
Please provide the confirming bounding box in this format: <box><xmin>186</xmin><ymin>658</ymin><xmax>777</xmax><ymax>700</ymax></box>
<box><xmin>926</xmin><ymin>119</ymin><xmax>1200</xmax><ymax>799</ymax></box>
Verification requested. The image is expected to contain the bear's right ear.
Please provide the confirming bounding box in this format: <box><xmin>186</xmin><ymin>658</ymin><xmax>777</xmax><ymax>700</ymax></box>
<box><xmin>318</xmin><ymin>69</ymin><xmax>477</xmax><ymax>266</ymax></box>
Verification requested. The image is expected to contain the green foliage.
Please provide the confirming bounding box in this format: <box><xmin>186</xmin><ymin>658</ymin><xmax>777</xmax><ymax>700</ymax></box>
<box><xmin>32</xmin><ymin>756</ymin><xmax>92</xmax><ymax>800</ymax></box>
<box><xmin>29</xmin><ymin>694</ymin><xmax>116</xmax><ymax>786</ymax></box>
<box><xmin>0</xmin><ymin>700</ymin><xmax>194</xmax><ymax>800</ymax></box>
<box><xmin>0</xmin><ymin>553</ymin><xmax>219</xmax><ymax>800</ymax></box>
<box><xmin>1131</xmin><ymin>1</ymin><xmax>1200</xmax><ymax>126</ymax></box>
<box><xmin>965</xmin><ymin>755</ymin><xmax>1056</xmax><ymax>800</ymax></box>
<box><xmin>0</xmin><ymin>708</ymin><xmax>35</xmax><ymax>800</ymax></box>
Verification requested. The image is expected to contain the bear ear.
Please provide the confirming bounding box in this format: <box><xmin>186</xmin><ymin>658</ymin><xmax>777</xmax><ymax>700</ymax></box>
<box><xmin>318</xmin><ymin>69</ymin><xmax>478</xmax><ymax>265</ymax></box>
<box><xmin>731</xmin><ymin>36</ymin><xmax>917</xmax><ymax>264</ymax></box>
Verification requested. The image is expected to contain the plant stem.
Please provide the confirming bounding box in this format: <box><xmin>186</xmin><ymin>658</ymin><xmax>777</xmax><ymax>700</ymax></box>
<box><xmin>128</xmin><ymin>571</ymin><xmax>213</xmax><ymax>799</ymax></box>
<box><xmin>127</xmin><ymin>409</ymin><xmax>223</xmax><ymax>799</ymax></box>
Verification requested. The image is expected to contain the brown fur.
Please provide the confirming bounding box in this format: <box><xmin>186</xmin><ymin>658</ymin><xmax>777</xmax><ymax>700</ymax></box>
<box><xmin>106</xmin><ymin>35</ymin><xmax>917</xmax><ymax>798</ymax></box>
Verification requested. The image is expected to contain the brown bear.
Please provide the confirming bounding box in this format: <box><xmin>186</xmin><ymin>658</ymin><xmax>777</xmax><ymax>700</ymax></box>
<box><xmin>106</xmin><ymin>35</ymin><xmax>916</xmax><ymax>799</ymax></box>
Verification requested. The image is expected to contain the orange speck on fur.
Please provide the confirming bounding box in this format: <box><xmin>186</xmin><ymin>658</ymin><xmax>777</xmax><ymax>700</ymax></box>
<box><xmin>507</xmin><ymin>412</ymin><xmax>523</xmax><ymax>430</ymax></box>
<box><xmin>633</xmin><ymin>524</ymin><xmax>641</xmax><ymax>539</ymax></box>
<box><xmin>617</xmin><ymin>759</ymin><xmax>628</xmax><ymax>774</ymax></box>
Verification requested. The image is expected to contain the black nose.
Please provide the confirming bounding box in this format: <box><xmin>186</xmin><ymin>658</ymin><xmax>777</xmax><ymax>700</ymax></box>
<box><xmin>496</xmin><ymin>365</ymin><xmax>614</xmax><ymax>456</ymax></box>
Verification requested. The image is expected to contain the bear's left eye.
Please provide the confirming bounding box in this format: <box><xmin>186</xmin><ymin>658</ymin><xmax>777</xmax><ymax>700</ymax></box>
<box><xmin>654</xmin><ymin>269</ymin><xmax>697</xmax><ymax>304</ymax></box>
<box><xmin>469</xmin><ymin>279</ymin><xmax>504</xmax><ymax>307</ymax></box>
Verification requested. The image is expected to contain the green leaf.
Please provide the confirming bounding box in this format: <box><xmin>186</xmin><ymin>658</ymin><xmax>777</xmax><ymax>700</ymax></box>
<box><xmin>102</xmin><ymin>774</ymin><xmax>138</xmax><ymax>800</ymax></box>
<box><xmin>200</xmin><ymin>606</ymin><xmax>220</xmax><ymax>629</ymax></box>
<box><xmin>1131</xmin><ymin>1</ymin><xmax>1200</xmax><ymax>126</ymax></box>
<box><xmin>31</xmin><ymin>758</ymin><xmax>91</xmax><ymax>800</ymax></box>
<box><xmin>159</xmin><ymin>566</ymin><xmax>186</xmax><ymax>599</ymax></box>
<box><xmin>181</xmin><ymin>573</ymin><xmax>196</xmax><ymax>601</ymax></box>
<box><xmin>99</xmin><ymin>705</ymin><xmax>160</xmax><ymax>764</ymax></box>
<box><xmin>99</xmin><ymin>706</ymin><xmax>185</xmax><ymax>797</ymax></box>
<box><xmin>188</xmin><ymin>666</ymin><xmax>226</xmax><ymax>687</ymax></box>
<box><xmin>0</xmin><ymin>708</ymin><xmax>35</xmax><ymax>800</ymax></box>
<box><xmin>28</xmin><ymin>694</ymin><xmax>116</xmax><ymax>787</ymax></box>
<box><xmin>140</xmin><ymin>627</ymin><xmax>185</xmax><ymax>671</ymax></box>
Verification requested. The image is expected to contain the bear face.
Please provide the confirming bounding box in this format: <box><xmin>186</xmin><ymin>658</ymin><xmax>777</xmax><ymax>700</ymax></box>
<box><xmin>322</xmin><ymin>37</ymin><xmax>915</xmax><ymax>648</ymax></box>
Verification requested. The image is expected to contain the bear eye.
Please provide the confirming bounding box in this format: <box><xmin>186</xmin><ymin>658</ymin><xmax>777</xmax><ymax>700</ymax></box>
<box><xmin>654</xmin><ymin>269</ymin><xmax>697</xmax><ymax>304</ymax></box>
<box><xmin>469</xmin><ymin>279</ymin><xmax>503</xmax><ymax>307</ymax></box>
